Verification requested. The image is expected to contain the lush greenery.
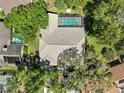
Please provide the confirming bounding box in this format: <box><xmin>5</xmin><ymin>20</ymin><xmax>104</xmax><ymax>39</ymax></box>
<box><xmin>0</xmin><ymin>66</ymin><xmax>17</xmax><ymax>71</ymax></box>
<box><xmin>27</xmin><ymin>31</ymin><xmax>39</xmax><ymax>53</ymax></box>
<box><xmin>5</xmin><ymin>0</ymin><xmax>124</xmax><ymax>93</ymax></box>
<box><xmin>85</xmin><ymin>0</ymin><xmax>124</xmax><ymax>46</ymax></box>
<box><xmin>114</xmin><ymin>38</ymin><xmax>124</xmax><ymax>56</ymax></box>
<box><xmin>6</xmin><ymin>46</ymin><xmax>113</xmax><ymax>93</ymax></box>
<box><xmin>54</xmin><ymin>0</ymin><xmax>92</xmax><ymax>14</ymax></box>
<box><xmin>4</xmin><ymin>0</ymin><xmax>48</xmax><ymax>43</ymax></box>
<box><xmin>6</xmin><ymin>75</ymin><xmax>19</xmax><ymax>93</ymax></box>
<box><xmin>58</xmin><ymin>46</ymin><xmax>113</xmax><ymax>93</ymax></box>
<box><xmin>6</xmin><ymin>52</ymin><xmax>60</xmax><ymax>93</ymax></box>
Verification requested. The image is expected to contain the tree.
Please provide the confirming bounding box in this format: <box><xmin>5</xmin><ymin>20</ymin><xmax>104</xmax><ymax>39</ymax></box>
<box><xmin>6</xmin><ymin>74</ymin><xmax>19</xmax><ymax>93</ymax></box>
<box><xmin>6</xmin><ymin>52</ymin><xmax>60</xmax><ymax>93</ymax></box>
<box><xmin>84</xmin><ymin>0</ymin><xmax>124</xmax><ymax>46</ymax></box>
<box><xmin>21</xmin><ymin>53</ymin><xmax>60</xmax><ymax>93</ymax></box>
<box><xmin>84</xmin><ymin>44</ymin><xmax>113</xmax><ymax>93</ymax></box>
<box><xmin>55</xmin><ymin>0</ymin><xmax>92</xmax><ymax>13</ymax></box>
<box><xmin>101</xmin><ymin>47</ymin><xmax>116</xmax><ymax>61</ymax></box>
<box><xmin>58</xmin><ymin>45</ymin><xmax>113</xmax><ymax>93</ymax></box>
<box><xmin>24</xmin><ymin>54</ymin><xmax>60</xmax><ymax>93</ymax></box>
<box><xmin>4</xmin><ymin>0</ymin><xmax>48</xmax><ymax>43</ymax></box>
<box><xmin>114</xmin><ymin>38</ymin><xmax>124</xmax><ymax>55</ymax></box>
<box><xmin>64</xmin><ymin>0</ymin><xmax>92</xmax><ymax>9</ymax></box>
<box><xmin>58</xmin><ymin>47</ymin><xmax>83</xmax><ymax>68</ymax></box>
<box><xmin>55</xmin><ymin>0</ymin><xmax>67</xmax><ymax>12</ymax></box>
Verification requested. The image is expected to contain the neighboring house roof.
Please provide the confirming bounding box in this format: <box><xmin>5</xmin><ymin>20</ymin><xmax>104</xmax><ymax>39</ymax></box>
<box><xmin>110</xmin><ymin>63</ymin><xmax>124</xmax><ymax>80</ymax></box>
<box><xmin>39</xmin><ymin>13</ymin><xmax>85</xmax><ymax>65</ymax></box>
<box><xmin>108</xmin><ymin>59</ymin><xmax>121</xmax><ymax>67</ymax></box>
<box><xmin>0</xmin><ymin>0</ymin><xmax>28</xmax><ymax>14</ymax></box>
<box><xmin>0</xmin><ymin>22</ymin><xmax>22</xmax><ymax>66</ymax></box>
<box><xmin>0</xmin><ymin>44</ymin><xmax>22</xmax><ymax>56</ymax></box>
<box><xmin>0</xmin><ymin>22</ymin><xmax>22</xmax><ymax>56</ymax></box>
<box><xmin>0</xmin><ymin>22</ymin><xmax>10</xmax><ymax>51</ymax></box>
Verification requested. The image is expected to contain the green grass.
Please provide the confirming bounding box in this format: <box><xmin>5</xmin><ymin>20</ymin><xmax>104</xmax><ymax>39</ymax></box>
<box><xmin>23</xmin><ymin>46</ymin><xmax>28</xmax><ymax>54</ymax></box>
<box><xmin>28</xmin><ymin>32</ymin><xmax>39</xmax><ymax>54</ymax></box>
<box><xmin>87</xmin><ymin>36</ymin><xmax>113</xmax><ymax>53</ymax></box>
<box><xmin>0</xmin><ymin>66</ymin><xmax>17</xmax><ymax>71</ymax></box>
<box><xmin>38</xmin><ymin>87</ymin><xmax>44</xmax><ymax>93</ymax></box>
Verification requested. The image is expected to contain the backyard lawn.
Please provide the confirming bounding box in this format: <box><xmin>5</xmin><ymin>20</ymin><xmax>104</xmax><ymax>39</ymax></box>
<box><xmin>28</xmin><ymin>32</ymin><xmax>39</xmax><ymax>53</ymax></box>
<box><xmin>87</xmin><ymin>36</ymin><xmax>113</xmax><ymax>53</ymax></box>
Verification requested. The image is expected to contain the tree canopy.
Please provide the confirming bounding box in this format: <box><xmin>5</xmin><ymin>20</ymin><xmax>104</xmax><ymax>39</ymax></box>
<box><xmin>6</xmin><ymin>52</ymin><xmax>60</xmax><ymax>93</ymax></box>
<box><xmin>6</xmin><ymin>75</ymin><xmax>19</xmax><ymax>93</ymax></box>
<box><xmin>57</xmin><ymin>46</ymin><xmax>113</xmax><ymax>93</ymax></box>
<box><xmin>4</xmin><ymin>0</ymin><xmax>48</xmax><ymax>43</ymax></box>
<box><xmin>85</xmin><ymin>0</ymin><xmax>124</xmax><ymax>46</ymax></box>
<box><xmin>55</xmin><ymin>0</ymin><xmax>92</xmax><ymax>12</ymax></box>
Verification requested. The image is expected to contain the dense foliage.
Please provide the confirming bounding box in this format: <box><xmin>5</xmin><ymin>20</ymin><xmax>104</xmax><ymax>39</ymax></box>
<box><xmin>6</xmin><ymin>46</ymin><xmax>113</xmax><ymax>93</ymax></box>
<box><xmin>5</xmin><ymin>0</ymin><xmax>124</xmax><ymax>93</ymax></box>
<box><xmin>85</xmin><ymin>0</ymin><xmax>124</xmax><ymax>46</ymax></box>
<box><xmin>101</xmin><ymin>47</ymin><xmax>116</xmax><ymax>61</ymax></box>
<box><xmin>58</xmin><ymin>46</ymin><xmax>113</xmax><ymax>93</ymax></box>
<box><xmin>6</xmin><ymin>52</ymin><xmax>60</xmax><ymax>93</ymax></box>
<box><xmin>55</xmin><ymin>0</ymin><xmax>92</xmax><ymax>12</ymax></box>
<box><xmin>4</xmin><ymin>0</ymin><xmax>48</xmax><ymax>43</ymax></box>
<box><xmin>6</xmin><ymin>75</ymin><xmax>19</xmax><ymax>93</ymax></box>
<box><xmin>114</xmin><ymin>38</ymin><xmax>124</xmax><ymax>56</ymax></box>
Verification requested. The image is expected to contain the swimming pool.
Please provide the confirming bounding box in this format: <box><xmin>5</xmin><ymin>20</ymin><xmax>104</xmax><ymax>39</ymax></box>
<box><xmin>62</xmin><ymin>18</ymin><xmax>78</xmax><ymax>26</ymax></box>
<box><xmin>58</xmin><ymin>17</ymin><xmax>81</xmax><ymax>27</ymax></box>
<box><xmin>120</xmin><ymin>88</ymin><xmax>124</xmax><ymax>93</ymax></box>
<box><xmin>12</xmin><ymin>38</ymin><xmax>23</xmax><ymax>44</ymax></box>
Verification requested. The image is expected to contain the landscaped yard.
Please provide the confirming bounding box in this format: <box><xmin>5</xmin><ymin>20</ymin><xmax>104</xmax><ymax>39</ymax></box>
<box><xmin>87</xmin><ymin>36</ymin><xmax>113</xmax><ymax>53</ymax></box>
<box><xmin>0</xmin><ymin>66</ymin><xmax>17</xmax><ymax>71</ymax></box>
<box><xmin>28</xmin><ymin>32</ymin><xmax>39</xmax><ymax>53</ymax></box>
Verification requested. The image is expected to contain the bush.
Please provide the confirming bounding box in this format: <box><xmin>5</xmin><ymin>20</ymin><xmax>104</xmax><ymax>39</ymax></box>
<box><xmin>4</xmin><ymin>1</ymin><xmax>48</xmax><ymax>43</ymax></box>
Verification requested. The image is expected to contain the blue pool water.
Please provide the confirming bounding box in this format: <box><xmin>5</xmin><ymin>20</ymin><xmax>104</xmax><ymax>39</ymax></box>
<box><xmin>12</xmin><ymin>38</ymin><xmax>23</xmax><ymax>44</ymax></box>
<box><xmin>15</xmin><ymin>38</ymin><xmax>23</xmax><ymax>44</ymax></box>
<box><xmin>60</xmin><ymin>18</ymin><xmax>79</xmax><ymax>26</ymax></box>
<box><xmin>120</xmin><ymin>88</ymin><xmax>124</xmax><ymax>93</ymax></box>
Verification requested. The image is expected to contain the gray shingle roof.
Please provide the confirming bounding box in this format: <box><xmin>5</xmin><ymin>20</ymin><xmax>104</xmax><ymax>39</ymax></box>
<box><xmin>0</xmin><ymin>44</ymin><xmax>22</xmax><ymax>56</ymax></box>
<box><xmin>0</xmin><ymin>22</ymin><xmax>10</xmax><ymax>51</ymax></box>
<box><xmin>110</xmin><ymin>63</ymin><xmax>124</xmax><ymax>80</ymax></box>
